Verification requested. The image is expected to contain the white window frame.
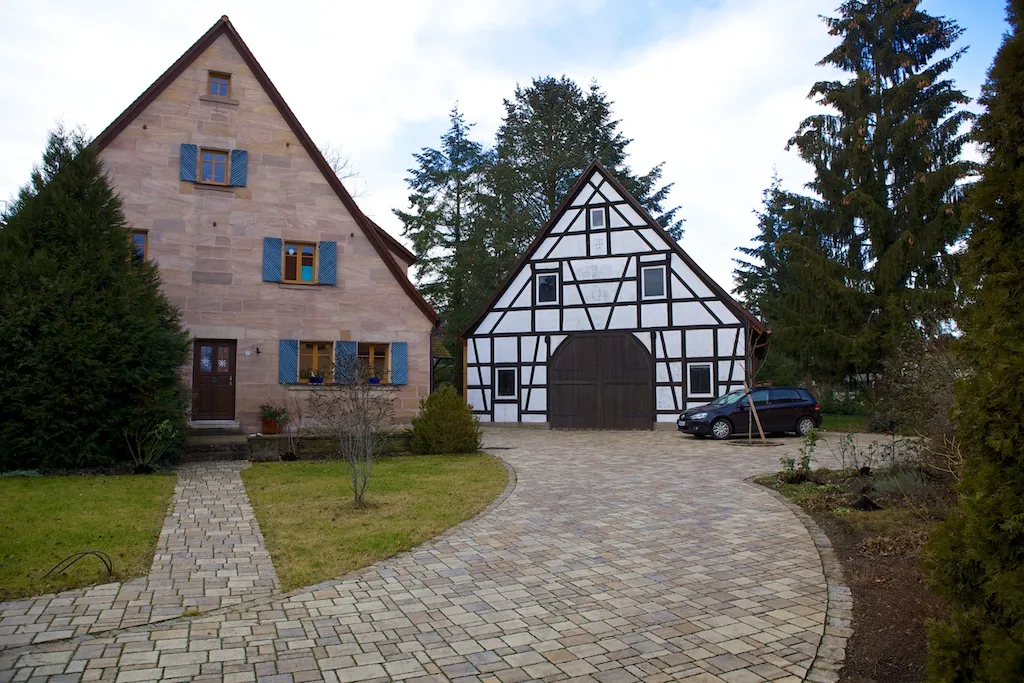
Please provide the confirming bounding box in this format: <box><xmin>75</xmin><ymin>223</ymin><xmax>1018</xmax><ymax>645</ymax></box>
<box><xmin>536</xmin><ymin>272</ymin><xmax>559</xmax><ymax>306</ymax></box>
<box><xmin>641</xmin><ymin>265</ymin><xmax>667</xmax><ymax>300</ymax></box>
<box><xmin>589</xmin><ymin>207</ymin><xmax>606</xmax><ymax>229</ymax></box>
<box><xmin>687</xmin><ymin>362</ymin><xmax>714</xmax><ymax>398</ymax></box>
<box><xmin>495</xmin><ymin>367</ymin><xmax>518</xmax><ymax>400</ymax></box>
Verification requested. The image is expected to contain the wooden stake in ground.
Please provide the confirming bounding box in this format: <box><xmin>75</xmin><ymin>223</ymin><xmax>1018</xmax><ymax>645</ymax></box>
<box><xmin>745</xmin><ymin>382</ymin><xmax>766</xmax><ymax>441</ymax></box>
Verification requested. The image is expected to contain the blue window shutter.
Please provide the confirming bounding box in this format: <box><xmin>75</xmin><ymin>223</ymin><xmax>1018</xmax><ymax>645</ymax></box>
<box><xmin>335</xmin><ymin>341</ymin><xmax>358</xmax><ymax>383</ymax></box>
<box><xmin>179</xmin><ymin>144</ymin><xmax>197</xmax><ymax>182</ymax></box>
<box><xmin>278</xmin><ymin>340</ymin><xmax>298</xmax><ymax>384</ymax></box>
<box><xmin>263</xmin><ymin>237</ymin><xmax>282</xmax><ymax>282</ymax></box>
<box><xmin>230</xmin><ymin>149</ymin><xmax>248</xmax><ymax>187</ymax></box>
<box><xmin>391</xmin><ymin>342</ymin><xmax>408</xmax><ymax>385</ymax></box>
<box><xmin>318</xmin><ymin>241</ymin><xmax>337</xmax><ymax>285</ymax></box>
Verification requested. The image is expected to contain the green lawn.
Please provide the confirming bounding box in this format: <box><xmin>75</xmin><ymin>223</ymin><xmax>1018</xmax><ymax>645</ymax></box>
<box><xmin>821</xmin><ymin>413</ymin><xmax>870</xmax><ymax>433</ymax></box>
<box><xmin>0</xmin><ymin>473</ymin><xmax>176</xmax><ymax>601</ymax></box>
<box><xmin>242</xmin><ymin>455</ymin><xmax>508</xmax><ymax>591</ymax></box>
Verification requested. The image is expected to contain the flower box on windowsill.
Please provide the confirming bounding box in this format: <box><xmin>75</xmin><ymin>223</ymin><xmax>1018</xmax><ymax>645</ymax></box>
<box><xmin>308</xmin><ymin>377</ymin><xmax>324</xmax><ymax>385</ymax></box>
<box><xmin>368</xmin><ymin>377</ymin><xmax>381</xmax><ymax>385</ymax></box>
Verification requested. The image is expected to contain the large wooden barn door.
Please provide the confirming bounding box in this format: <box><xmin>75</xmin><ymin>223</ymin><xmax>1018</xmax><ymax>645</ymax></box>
<box><xmin>549</xmin><ymin>333</ymin><xmax>653</xmax><ymax>430</ymax></box>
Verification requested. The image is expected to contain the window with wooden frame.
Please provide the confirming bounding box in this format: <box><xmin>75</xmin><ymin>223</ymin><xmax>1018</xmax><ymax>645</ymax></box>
<box><xmin>687</xmin><ymin>363</ymin><xmax>713</xmax><ymax>397</ymax></box>
<box><xmin>536</xmin><ymin>272</ymin><xmax>558</xmax><ymax>305</ymax></box>
<box><xmin>299</xmin><ymin>342</ymin><xmax>333</xmax><ymax>383</ymax></box>
<box><xmin>208</xmin><ymin>72</ymin><xmax>231</xmax><ymax>97</ymax></box>
<box><xmin>283</xmin><ymin>242</ymin><xmax>317</xmax><ymax>284</ymax></box>
<box><xmin>131</xmin><ymin>230</ymin><xmax>148</xmax><ymax>261</ymax></box>
<box><xmin>495</xmin><ymin>368</ymin><xmax>517</xmax><ymax>399</ymax></box>
<box><xmin>641</xmin><ymin>265</ymin><xmax>666</xmax><ymax>299</ymax></box>
<box><xmin>358</xmin><ymin>343</ymin><xmax>389</xmax><ymax>383</ymax></box>
<box><xmin>199</xmin><ymin>148</ymin><xmax>229</xmax><ymax>184</ymax></box>
<box><xmin>589</xmin><ymin>207</ymin><xmax>606</xmax><ymax>229</ymax></box>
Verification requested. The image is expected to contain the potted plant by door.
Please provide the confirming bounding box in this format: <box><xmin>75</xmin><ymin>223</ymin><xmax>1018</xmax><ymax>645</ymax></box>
<box><xmin>259</xmin><ymin>404</ymin><xmax>288</xmax><ymax>434</ymax></box>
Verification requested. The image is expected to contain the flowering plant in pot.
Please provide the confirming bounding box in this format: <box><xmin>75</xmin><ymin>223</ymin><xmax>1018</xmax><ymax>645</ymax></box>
<box><xmin>302</xmin><ymin>367</ymin><xmax>326</xmax><ymax>385</ymax></box>
<box><xmin>368</xmin><ymin>373</ymin><xmax>381</xmax><ymax>385</ymax></box>
<box><xmin>259</xmin><ymin>404</ymin><xmax>288</xmax><ymax>434</ymax></box>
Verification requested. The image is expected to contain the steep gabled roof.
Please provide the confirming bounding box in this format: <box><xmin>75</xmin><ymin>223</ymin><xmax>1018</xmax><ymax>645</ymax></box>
<box><xmin>92</xmin><ymin>15</ymin><xmax>436</xmax><ymax>325</ymax></box>
<box><xmin>462</xmin><ymin>159</ymin><xmax>766</xmax><ymax>338</ymax></box>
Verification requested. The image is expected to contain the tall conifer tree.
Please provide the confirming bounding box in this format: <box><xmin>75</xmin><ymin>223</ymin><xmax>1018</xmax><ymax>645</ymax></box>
<box><xmin>925</xmin><ymin>2</ymin><xmax>1024</xmax><ymax>678</ymax></box>
<box><xmin>748</xmin><ymin>0</ymin><xmax>973</xmax><ymax>382</ymax></box>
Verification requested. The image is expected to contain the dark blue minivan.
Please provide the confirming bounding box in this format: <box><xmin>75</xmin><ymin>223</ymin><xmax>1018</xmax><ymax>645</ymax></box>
<box><xmin>677</xmin><ymin>387</ymin><xmax>821</xmax><ymax>440</ymax></box>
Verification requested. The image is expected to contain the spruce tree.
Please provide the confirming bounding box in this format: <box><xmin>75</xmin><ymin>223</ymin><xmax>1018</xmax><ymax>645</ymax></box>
<box><xmin>480</xmin><ymin>76</ymin><xmax>682</xmax><ymax>266</ymax></box>
<box><xmin>0</xmin><ymin>127</ymin><xmax>190</xmax><ymax>470</ymax></box>
<box><xmin>394</xmin><ymin>107</ymin><xmax>490</xmax><ymax>392</ymax></box>
<box><xmin>762</xmin><ymin>0</ymin><xmax>972</xmax><ymax>381</ymax></box>
<box><xmin>925</xmin><ymin>2</ymin><xmax>1024</xmax><ymax>678</ymax></box>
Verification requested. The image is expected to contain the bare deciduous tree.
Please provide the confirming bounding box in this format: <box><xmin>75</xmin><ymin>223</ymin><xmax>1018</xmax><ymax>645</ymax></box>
<box><xmin>281</xmin><ymin>391</ymin><xmax>307</xmax><ymax>460</ymax></box>
<box><xmin>307</xmin><ymin>360</ymin><xmax>397</xmax><ymax>506</ymax></box>
<box><xmin>318</xmin><ymin>142</ymin><xmax>367</xmax><ymax>198</ymax></box>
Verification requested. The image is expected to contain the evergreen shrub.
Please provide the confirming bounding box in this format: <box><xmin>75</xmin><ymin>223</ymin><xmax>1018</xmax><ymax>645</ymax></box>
<box><xmin>410</xmin><ymin>386</ymin><xmax>482</xmax><ymax>455</ymax></box>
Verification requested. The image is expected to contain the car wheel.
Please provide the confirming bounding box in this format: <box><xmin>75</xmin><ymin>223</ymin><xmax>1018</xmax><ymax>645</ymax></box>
<box><xmin>711</xmin><ymin>418</ymin><xmax>732</xmax><ymax>440</ymax></box>
<box><xmin>796</xmin><ymin>416</ymin><xmax>816</xmax><ymax>436</ymax></box>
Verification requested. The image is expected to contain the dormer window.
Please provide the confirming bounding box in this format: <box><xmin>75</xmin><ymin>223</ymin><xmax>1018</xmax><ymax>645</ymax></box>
<box><xmin>200</xmin><ymin>149</ymin><xmax>229</xmax><ymax>184</ymax></box>
<box><xmin>208</xmin><ymin>72</ymin><xmax>231</xmax><ymax>97</ymax></box>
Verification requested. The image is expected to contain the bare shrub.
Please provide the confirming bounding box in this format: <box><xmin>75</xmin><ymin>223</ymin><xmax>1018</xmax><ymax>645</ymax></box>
<box><xmin>874</xmin><ymin>333</ymin><xmax>962</xmax><ymax>441</ymax></box>
<box><xmin>281</xmin><ymin>391</ymin><xmax>307</xmax><ymax>461</ymax></box>
<box><xmin>307</xmin><ymin>360</ymin><xmax>397</xmax><ymax>506</ymax></box>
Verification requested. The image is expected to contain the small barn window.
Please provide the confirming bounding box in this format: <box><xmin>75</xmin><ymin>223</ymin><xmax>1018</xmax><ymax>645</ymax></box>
<box><xmin>496</xmin><ymin>368</ymin><xmax>517</xmax><ymax>399</ymax></box>
<box><xmin>208</xmin><ymin>72</ymin><xmax>231</xmax><ymax>97</ymax></box>
<box><xmin>642</xmin><ymin>265</ymin><xmax>666</xmax><ymax>299</ymax></box>
<box><xmin>589</xmin><ymin>207</ymin><xmax>605</xmax><ymax>229</ymax></box>
<box><xmin>536</xmin><ymin>273</ymin><xmax>558</xmax><ymax>304</ymax></box>
<box><xmin>688</xmin><ymin>363</ymin><xmax>713</xmax><ymax>397</ymax></box>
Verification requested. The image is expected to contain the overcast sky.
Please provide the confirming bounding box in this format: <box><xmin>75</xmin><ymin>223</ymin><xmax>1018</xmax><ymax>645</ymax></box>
<box><xmin>0</xmin><ymin>0</ymin><xmax>1006</xmax><ymax>292</ymax></box>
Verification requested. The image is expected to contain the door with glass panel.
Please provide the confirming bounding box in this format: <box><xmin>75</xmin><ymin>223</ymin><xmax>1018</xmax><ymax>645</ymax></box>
<box><xmin>192</xmin><ymin>340</ymin><xmax>237</xmax><ymax>420</ymax></box>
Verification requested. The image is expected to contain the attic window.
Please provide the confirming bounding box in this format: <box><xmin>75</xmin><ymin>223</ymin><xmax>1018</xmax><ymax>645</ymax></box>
<box><xmin>208</xmin><ymin>72</ymin><xmax>231</xmax><ymax>97</ymax></box>
<box><xmin>589</xmin><ymin>207</ymin><xmax>605</xmax><ymax>229</ymax></box>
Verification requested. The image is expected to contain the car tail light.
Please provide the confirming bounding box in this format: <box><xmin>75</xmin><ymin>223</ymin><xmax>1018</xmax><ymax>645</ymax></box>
<box><xmin>814</xmin><ymin>403</ymin><xmax>820</xmax><ymax>411</ymax></box>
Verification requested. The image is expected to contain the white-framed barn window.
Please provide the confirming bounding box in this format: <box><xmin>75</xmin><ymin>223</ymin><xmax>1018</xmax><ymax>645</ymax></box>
<box><xmin>495</xmin><ymin>367</ymin><xmax>517</xmax><ymax>400</ymax></box>
<box><xmin>641</xmin><ymin>265</ymin><xmax>666</xmax><ymax>299</ymax></box>
<box><xmin>589</xmin><ymin>207</ymin><xmax>606</xmax><ymax>229</ymax></box>
<box><xmin>687</xmin><ymin>362</ymin><xmax>713</xmax><ymax>397</ymax></box>
<box><xmin>536</xmin><ymin>272</ymin><xmax>559</xmax><ymax>305</ymax></box>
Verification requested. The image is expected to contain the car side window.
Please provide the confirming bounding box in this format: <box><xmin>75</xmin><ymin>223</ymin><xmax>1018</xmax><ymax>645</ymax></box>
<box><xmin>770</xmin><ymin>389</ymin><xmax>800</xmax><ymax>403</ymax></box>
<box><xmin>741</xmin><ymin>389</ymin><xmax>769</xmax><ymax>406</ymax></box>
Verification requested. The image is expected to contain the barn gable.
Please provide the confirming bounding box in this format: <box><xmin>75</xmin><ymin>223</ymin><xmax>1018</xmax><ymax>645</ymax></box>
<box><xmin>463</xmin><ymin>160</ymin><xmax>765</xmax><ymax>427</ymax></box>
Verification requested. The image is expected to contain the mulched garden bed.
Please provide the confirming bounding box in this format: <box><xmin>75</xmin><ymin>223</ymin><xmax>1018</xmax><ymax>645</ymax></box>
<box><xmin>757</xmin><ymin>465</ymin><xmax>956</xmax><ymax>683</ymax></box>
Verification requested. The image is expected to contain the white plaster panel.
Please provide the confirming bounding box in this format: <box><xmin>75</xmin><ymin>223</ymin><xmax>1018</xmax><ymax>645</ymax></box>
<box><xmin>618</xmin><ymin>204</ymin><xmax>646</xmax><ymax>226</ymax></box>
<box><xmin>477</xmin><ymin>312</ymin><xmax>500</xmax><ymax>335</ymax></box>
<box><xmin>718</xmin><ymin>360</ymin><xmax>732</xmax><ymax>382</ymax></box>
<box><xmin>599</xmin><ymin>182</ymin><xmax>623</xmax><ymax>202</ymax></box>
<box><xmin>567</xmin><ymin>212</ymin><xmax>586</xmax><ymax>232</ymax></box>
<box><xmin>625</xmin><ymin>258</ymin><xmax>636</xmax><ymax>277</ymax></box>
<box><xmin>674</xmin><ymin>386</ymin><xmax>685</xmax><ymax>407</ymax></box>
<box><xmin>633</xmin><ymin>332</ymin><xmax>653</xmax><ymax>352</ymax></box>
<box><xmin>686</xmin><ymin>401</ymin><xmax>706</xmax><ymax>409</ymax></box>
<box><xmin>571</xmin><ymin>186</ymin><xmax>595</xmax><ymax>206</ymax></box>
<box><xmin>640</xmin><ymin>228</ymin><xmax>668</xmax><ymax>249</ymax></box>
<box><xmin>590</xmin><ymin>306</ymin><xmax>611</xmax><ymax>330</ymax></box>
<box><xmin>663</xmin><ymin>330</ymin><xmax>682</xmax><ymax>357</ymax></box>
<box><xmin>494</xmin><ymin>310</ymin><xmax>531</xmax><ymax>334</ymax></box>
<box><xmin>672</xmin><ymin>255</ymin><xmax>715</xmax><ymax>297</ymax></box>
<box><xmin>520</xmin><ymin>336</ymin><xmax>538</xmax><ymax>364</ymax></box>
<box><xmin>732</xmin><ymin>360</ymin><xmax>746</xmax><ymax>381</ymax></box>
<box><xmin>656</xmin><ymin>362</ymin><xmax>670</xmax><ymax>382</ymax></box>
<box><xmin>735</xmin><ymin>335</ymin><xmax>746</xmax><ymax>356</ymax></box>
<box><xmin>511</xmin><ymin>284</ymin><xmax>532</xmax><ymax>308</ymax></box>
<box><xmin>640</xmin><ymin>254</ymin><xmax>663</xmax><ymax>262</ymax></box>
<box><xmin>656</xmin><ymin>386</ymin><xmax>675</xmax><ymax>410</ymax></box>
<box><xmin>535</xmin><ymin>309</ymin><xmax>560</xmax><ymax>332</ymax></box>
<box><xmin>522</xmin><ymin>414</ymin><xmax>546</xmax><ymax>423</ymax></box>
<box><xmin>686</xmin><ymin>329</ymin><xmax>715</xmax><ymax>358</ymax></box>
<box><xmin>673</xmin><ymin>301</ymin><xmax>719</xmax><ymax>326</ymax></box>
<box><xmin>717</xmin><ymin>328</ymin><xmax>739</xmax><ymax>356</ymax></box>
<box><xmin>528</xmin><ymin>388</ymin><xmax>547</xmax><ymax>412</ymax></box>
<box><xmin>609</xmin><ymin>305</ymin><xmax>638</xmax><ymax>329</ymax></box>
<box><xmin>668</xmin><ymin>362</ymin><xmax>682</xmax><ymax>383</ymax></box>
<box><xmin>495</xmin><ymin>269</ymin><xmax>531</xmax><ymax>309</ymax></box>
<box><xmin>468</xmin><ymin>389</ymin><xmax>485</xmax><ymax>411</ymax></box>
<box><xmin>477</xmin><ymin>413</ymin><xmax>491</xmax><ymax>422</ymax></box>
<box><xmin>549</xmin><ymin>335</ymin><xmax>566</xmax><ymax>353</ymax></box>
<box><xmin>472</xmin><ymin>338</ymin><xmax>490</xmax><ymax>364</ymax></box>
<box><xmin>589</xmin><ymin>173</ymin><xmax>603</xmax><ymax>186</ymax></box>
<box><xmin>562</xmin><ymin>308</ymin><xmax>591</xmax><ymax>331</ymax></box>
<box><xmin>610</xmin><ymin>230</ymin><xmax>652</xmax><ymax>255</ymax></box>
<box><xmin>579</xmin><ymin>282</ymin><xmax>616</xmax><ymax>305</ymax></box>
<box><xmin>549</xmin><ymin>234</ymin><xmax>587</xmax><ymax>259</ymax></box>
<box><xmin>476</xmin><ymin>365</ymin><xmax>491</xmax><ymax>387</ymax></box>
<box><xmin>536</xmin><ymin>236</ymin><xmax>559</xmax><ymax>260</ymax></box>
<box><xmin>572</xmin><ymin>257</ymin><xmax>627</xmax><ymax>281</ymax></box>
<box><xmin>707</xmin><ymin>301</ymin><xmax>739</xmax><ymax>324</ymax></box>
<box><xmin>537</xmin><ymin>262</ymin><xmax>559</xmax><ymax>270</ymax></box>
<box><xmin>618</xmin><ymin>286</ymin><xmax>637</xmax><ymax>303</ymax></box>
<box><xmin>671</xmin><ymin>273</ymin><xmax>694</xmax><ymax>299</ymax></box>
<box><xmin>494</xmin><ymin>403</ymin><xmax>518</xmax><ymax>423</ymax></box>
<box><xmin>589</xmin><ymin>233</ymin><xmax>608</xmax><ymax>256</ymax></box>
<box><xmin>467</xmin><ymin>341</ymin><xmax>477</xmax><ymax>364</ymax></box>
<box><xmin>494</xmin><ymin>337</ymin><xmax>518</xmax><ymax>362</ymax></box>
<box><xmin>609</xmin><ymin>207</ymin><xmax>629</xmax><ymax>228</ymax></box>
<box><xmin>657</xmin><ymin>413</ymin><xmax>677</xmax><ymax>422</ymax></box>
<box><xmin>531</xmin><ymin>365</ymin><xmax>547</xmax><ymax>385</ymax></box>
<box><xmin>719</xmin><ymin>384</ymin><xmax>730</xmax><ymax>397</ymax></box>
<box><xmin>552</xmin><ymin>208</ymin><xmax>580</xmax><ymax>234</ymax></box>
<box><xmin>563</xmin><ymin>287</ymin><xmax>582</xmax><ymax>306</ymax></box>
<box><xmin>641</xmin><ymin>303</ymin><xmax>668</xmax><ymax>328</ymax></box>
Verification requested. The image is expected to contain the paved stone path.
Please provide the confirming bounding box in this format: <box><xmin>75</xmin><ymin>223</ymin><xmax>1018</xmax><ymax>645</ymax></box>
<box><xmin>0</xmin><ymin>463</ymin><xmax>278</xmax><ymax>649</ymax></box>
<box><xmin>0</xmin><ymin>430</ymin><xmax>848</xmax><ymax>682</ymax></box>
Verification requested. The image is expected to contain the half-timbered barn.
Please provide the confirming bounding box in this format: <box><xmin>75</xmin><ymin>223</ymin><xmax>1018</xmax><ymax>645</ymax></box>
<box><xmin>462</xmin><ymin>160</ymin><xmax>767</xmax><ymax>429</ymax></box>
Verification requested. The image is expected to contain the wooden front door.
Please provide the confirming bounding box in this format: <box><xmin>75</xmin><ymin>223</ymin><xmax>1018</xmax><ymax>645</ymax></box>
<box><xmin>192</xmin><ymin>340</ymin><xmax>236</xmax><ymax>420</ymax></box>
<box><xmin>549</xmin><ymin>333</ymin><xmax>653</xmax><ymax>430</ymax></box>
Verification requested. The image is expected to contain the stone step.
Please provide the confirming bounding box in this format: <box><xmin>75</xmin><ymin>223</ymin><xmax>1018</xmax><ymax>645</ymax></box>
<box><xmin>182</xmin><ymin>434</ymin><xmax>251</xmax><ymax>463</ymax></box>
<box><xmin>188</xmin><ymin>426</ymin><xmax>244</xmax><ymax>437</ymax></box>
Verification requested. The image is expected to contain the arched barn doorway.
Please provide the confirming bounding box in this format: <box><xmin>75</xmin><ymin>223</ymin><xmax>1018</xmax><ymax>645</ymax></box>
<box><xmin>548</xmin><ymin>333</ymin><xmax>654</xmax><ymax>430</ymax></box>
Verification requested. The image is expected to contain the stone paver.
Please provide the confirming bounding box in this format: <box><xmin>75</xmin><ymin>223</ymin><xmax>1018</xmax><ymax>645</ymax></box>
<box><xmin>0</xmin><ymin>430</ymin><xmax>846</xmax><ymax>682</ymax></box>
<box><xmin>0</xmin><ymin>462</ymin><xmax>278</xmax><ymax>648</ymax></box>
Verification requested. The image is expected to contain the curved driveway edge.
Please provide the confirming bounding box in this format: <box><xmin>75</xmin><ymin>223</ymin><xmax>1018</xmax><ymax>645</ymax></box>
<box><xmin>1</xmin><ymin>430</ymin><xmax>835</xmax><ymax>682</ymax></box>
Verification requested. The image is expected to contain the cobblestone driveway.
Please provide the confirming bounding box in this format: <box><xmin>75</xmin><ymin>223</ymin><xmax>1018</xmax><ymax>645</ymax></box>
<box><xmin>0</xmin><ymin>430</ymin><xmax>842</xmax><ymax>682</ymax></box>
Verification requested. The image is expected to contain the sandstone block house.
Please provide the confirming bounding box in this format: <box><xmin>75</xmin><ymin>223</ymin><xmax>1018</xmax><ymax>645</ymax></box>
<box><xmin>462</xmin><ymin>161</ymin><xmax>766</xmax><ymax>429</ymax></box>
<box><xmin>93</xmin><ymin>16</ymin><xmax>438</xmax><ymax>431</ymax></box>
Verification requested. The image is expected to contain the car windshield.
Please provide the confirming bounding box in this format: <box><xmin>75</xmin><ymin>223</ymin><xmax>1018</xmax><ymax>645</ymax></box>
<box><xmin>710</xmin><ymin>390</ymin><xmax>746</xmax><ymax>406</ymax></box>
